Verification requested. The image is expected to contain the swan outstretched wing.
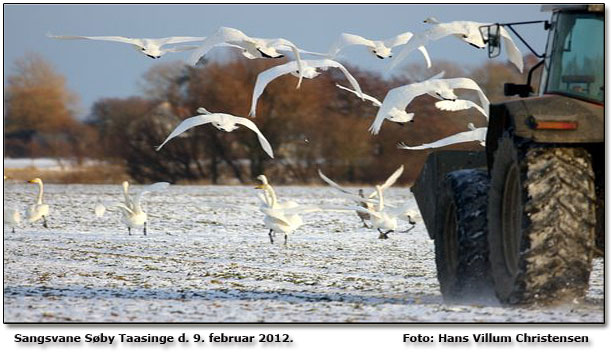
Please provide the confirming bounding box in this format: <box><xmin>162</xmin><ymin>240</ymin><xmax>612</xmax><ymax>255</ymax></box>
<box><xmin>446</xmin><ymin>78</ymin><xmax>490</xmax><ymax>117</ymax></box>
<box><xmin>335</xmin><ymin>84</ymin><xmax>382</xmax><ymax>107</ymax></box>
<box><xmin>367</xmin><ymin>165</ymin><xmax>404</xmax><ymax>199</ymax></box>
<box><xmin>435</xmin><ymin>99</ymin><xmax>487</xmax><ymax>117</ymax></box>
<box><xmin>266</xmin><ymin>38</ymin><xmax>305</xmax><ymax>88</ymax></box>
<box><xmin>499</xmin><ymin>26</ymin><xmax>523</xmax><ymax>73</ymax></box>
<box><xmin>328</xmin><ymin>33</ymin><xmax>374</xmax><ymax>57</ymax></box>
<box><xmin>398</xmin><ymin>127</ymin><xmax>487</xmax><ymax>150</ymax></box>
<box><xmin>156</xmin><ymin>115</ymin><xmax>216</xmax><ymax>151</ymax></box>
<box><xmin>233</xmin><ymin>117</ymin><xmax>275</xmax><ymax>159</ymax></box>
<box><xmin>387</xmin><ymin>25</ymin><xmax>457</xmax><ymax>71</ymax></box>
<box><xmin>250</xmin><ymin>61</ymin><xmax>298</xmax><ymax>117</ymax></box>
<box><xmin>312</xmin><ymin>59</ymin><xmax>364</xmax><ymax>100</ymax></box>
<box><xmin>133</xmin><ymin>182</ymin><xmax>170</xmax><ymax>207</ymax></box>
<box><xmin>163</xmin><ymin>45</ymin><xmax>200</xmax><ymax>53</ymax></box>
<box><xmin>317</xmin><ymin>169</ymin><xmax>354</xmax><ymax>195</ymax></box>
<box><xmin>369</xmin><ymin>83</ymin><xmax>423</xmax><ymax>134</ymax></box>
<box><xmin>189</xmin><ymin>26</ymin><xmax>249</xmax><ymax>65</ymax></box>
<box><xmin>156</xmin><ymin>36</ymin><xmax>207</xmax><ymax>45</ymax></box>
<box><xmin>47</xmin><ymin>33</ymin><xmax>141</xmax><ymax>46</ymax></box>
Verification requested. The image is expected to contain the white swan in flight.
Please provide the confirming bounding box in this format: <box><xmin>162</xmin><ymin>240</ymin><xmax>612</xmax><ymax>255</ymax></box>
<box><xmin>327</xmin><ymin>32</ymin><xmax>431</xmax><ymax>67</ymax></box>
<box><xmin>47</xmin><ymin>33</ymin><xmax>206</xmax><ymax>59</ymax></box>
<box><xmin>188</xmin><ymin>26</ymin><xmax>305</xmax><ymax>87</ymax></box>
<box><xmin>26</xmin><ymin>178</ymin><xmax>50</xmax><ymax>228</ymax></box>
<box><xmin>250</xmin><ymin>59</ymin><xmax>363</xmax><ymax>117</ymax></box>
<box><xmin>318</xmin><ymin>165</ymin><xmax>404</xmax><ymax>228</ymax></box>
<box><xmin>95</xmin><ymin>181</ymin><xmax>169</xmax><ymax>235</ymax></box>
<box><xmin>388</xmin><ymin>18</ymin><xmax>523</xmax><ymax>73</ymax></box>
<box><xmin>399</xmin><ymin>123</ymin><xmax>487</xmax><ymax>150</ymax></box>
<box><xmin>156</xmin><ymin>107</ymin><xmax>274</xmax><ymax>159</ymax></box>
<box><xmin>369</xmin><ymin>76</ymin><xmax>489</xmax><ymax>135</ymax></box>
<box><xmin>3</xmin><ymin>176</ymin><xmax>21</xmax><ymax>233</ymax></box>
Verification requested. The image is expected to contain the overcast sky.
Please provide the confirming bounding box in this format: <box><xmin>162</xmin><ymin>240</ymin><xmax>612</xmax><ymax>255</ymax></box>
<box><xmin>3</xmin><ymin>4</ymin><xmax>548</xmax><ymax>119</ymax></box>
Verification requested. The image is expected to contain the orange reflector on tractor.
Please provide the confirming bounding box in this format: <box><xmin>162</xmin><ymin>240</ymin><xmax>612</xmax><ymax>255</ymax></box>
<box><xmin>534</xmin><ymin>121</ymin><xmax>578</xmax><ymax>130</ymax></box>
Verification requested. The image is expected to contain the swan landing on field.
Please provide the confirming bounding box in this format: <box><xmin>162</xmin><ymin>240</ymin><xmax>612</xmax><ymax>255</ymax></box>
<box><xmin>26</xmin><ymin>178</ymin><xmax>50</xmax><ymax>228</ymax></box>
<box><xmin>318</xmin><ymin>165</ymin><xmax>404</xmax><ymax>228</ymax></box>
<box><xmin>95</xmin><ymin>181</ymin><xmax>169</xmax><ymax>235</ymax></box>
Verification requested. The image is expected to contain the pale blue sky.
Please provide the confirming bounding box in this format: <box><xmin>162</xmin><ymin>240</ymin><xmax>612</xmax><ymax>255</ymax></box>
<box><xmin>3</xmin><ymin>4</ymin><xmax>548</xmax><ymax>119</ymax></box>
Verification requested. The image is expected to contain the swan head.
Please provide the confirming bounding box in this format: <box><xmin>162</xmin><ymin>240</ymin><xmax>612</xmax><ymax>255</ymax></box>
<box><xmin>27</xmin><ymin>178</ymin><xmax>43</xmax><ymax>184</ymax></box>
<box><xmin>372</xmin><ymin>46</ymin><xmax>392</xmax><ymax>59</ymax></box>
<box><xmin>212</xmin><ymin>119</ymin><xmax>238</xmax><ymax>132</ymax></box>
<box><xmin>435</xmin><ymin>90</ymin><xmax>458</xmax><ymax>101</ymax></box>
<box><xmin>462</xmin><ymin>32</ymin><xmax>486</xmax><ymax>49</ymax></box>
<box><xmin>139</xmin><ymin>45</ymin><xmax>162</xmax><ymax>59</ymax></box>
<box><xmin>291</xmin><ymin>66</ymin><xmax>319</xmax><ymax>79</ymax></box>
<box><xmin>423</xmin><ymin>16</ymin><xmax>440</xmax><ymax>24</ymax></box>
<box><xmin>387</xmin><ymin>107</ymin><xmax>415</xmax><ymax>123</ymax></box>
<box><xmin>256</xmin><ymin>175</ymin><xmax>268</xmax><ymax>184</ymax></box>
<box><xmin>257</xmin><ymin>47</ymin><xmax>284</xmax><ymax>59</ymax></box>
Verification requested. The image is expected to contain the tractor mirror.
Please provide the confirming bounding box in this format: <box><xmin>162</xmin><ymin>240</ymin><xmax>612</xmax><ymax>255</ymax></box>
<box><xmin>481</xmin><ymin>24</ymin><xmax>501</xmax><ymax>58</ymax></box>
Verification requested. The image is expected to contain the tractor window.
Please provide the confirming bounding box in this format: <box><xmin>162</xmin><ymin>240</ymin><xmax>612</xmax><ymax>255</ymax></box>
<box><xmin>545</xmin><ymin>12</ymin><xmax>604</xmax><ymax>103</ymax></box>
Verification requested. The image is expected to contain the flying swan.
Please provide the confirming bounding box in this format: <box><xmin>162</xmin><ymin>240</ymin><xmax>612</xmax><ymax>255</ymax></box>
<box><xmin>327</xmin><ymin>32</ymin><xmax>431</xmax><ymax>67</ymax></box>
<box><xmin>399</xmin><ymin>123</ymin><xmax>487</xmax><ymax>150</ymax></box>
<box><xmin>369</xmin><ymin>76</ymin><xmax>490</xmax><ymax>135</ymax></box>
<box><xmin>47</xmin><ymin>33</ymin><xmax>206</xmax><ymax>59</ymax></box>
<box><xmin>388</xmin><ymin>18</ymin><xmax>523</xmax><ymax>73</ymax></box>
<box><xmin>156</xmin><ymin>107</ymin><xmax>274</xmax><ymax>158</ymax></box>
<box><xmin>250</xmin><ymin>59</ymin><xmax>364</xmax><ymax>117</ymax></box>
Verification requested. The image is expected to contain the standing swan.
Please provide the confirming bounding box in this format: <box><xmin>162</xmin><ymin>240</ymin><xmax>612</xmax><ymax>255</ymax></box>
<box><xmin>26</xmin><ymin>178</ymin><xmax>50</xmax><ymax>228</ymax></box>
<box><xmin>95</xmin><ymin>181</ymin><xmax>170</xmax><ymax>235</ymax></box>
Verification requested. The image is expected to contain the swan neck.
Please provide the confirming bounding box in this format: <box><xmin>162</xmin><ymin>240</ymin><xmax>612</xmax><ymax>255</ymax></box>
<box><xmin>265</xmin><ymin>185</ymin><xmax>278</xmax><ymax>207</ymax></box>
<box><xmin>36</xmin><ymin>181</ymin><xmax>44</xmax><ymax>204</ymax></box>
<box><xmin>377</xmin><ymin>188</ymin><xmax>384</xmax><ymax>211</ymax></box>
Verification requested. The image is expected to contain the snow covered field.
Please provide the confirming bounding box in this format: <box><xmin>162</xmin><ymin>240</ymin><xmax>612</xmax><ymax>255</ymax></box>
<box><xmin>3</xmin><ymin>183</ymin><xmax>604</xmax><ymax>323</ymax></box>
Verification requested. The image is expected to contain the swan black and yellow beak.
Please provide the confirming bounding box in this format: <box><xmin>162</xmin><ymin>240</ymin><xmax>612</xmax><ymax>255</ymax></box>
<box><xmin>254</xmin><ymin>184</ymin><xmax>265</xmax><ymax>189</ymax></box>
<box><xmin>27</xmin><ymin>179</ymin><xmax>36</xmax><ymax>183</ymax></box>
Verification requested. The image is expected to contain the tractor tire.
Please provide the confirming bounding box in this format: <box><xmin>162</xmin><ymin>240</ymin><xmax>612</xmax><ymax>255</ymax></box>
<box><xmin>434</xmin><ymin>169</ymin><xmax>495</xmax><ymax>303</ymax></box>
<box><xmin>488</xmin><ymin>135</ymin><xmax>597</xmax><ymax>304</ymax></box>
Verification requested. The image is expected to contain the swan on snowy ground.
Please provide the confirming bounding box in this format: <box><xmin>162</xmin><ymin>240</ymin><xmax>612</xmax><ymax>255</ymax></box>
<box><xmin>369</xmin><ymin>75</ymin><xmax>489</xmax><ymax>135</ymax></box>
<box><xmin>350</xmin><ymin>185</ymin><xmax>420</xmax><ymax>239</ymax></box>
<box><xmin>399</xmin><ymin>123</ymin><xmax>487</xmax><ymax>150</ymax></box>
<box><xmin>188</xmin><ymin>26</ymin><xmax>305</xmax><ymax>87</ymax></box>
<box><xmin>47</xmin><ymin>33</ymin><xmax>206</xmax><ymax>59</ymax></box>
<box><xmin>3</xmin><ymin>176</ymin><xmax>21</xmax><ymax>233</ymax></box>
<box><xmin>318</xmin><ymin>165</ymin><xmax>404</xmax><ymax>228</ymax></box>
<box><xmin>327</xmin><ymin>32</ymin><xmax>431</xmax><ymax>66</ymax></box>
<box><xmin>156</xmin><ymin>107</ymin><xmax>274</xmax><ymax>159</ymax></box>
<box><xmin>95</xmin><ymin>181</ymin><xmax>169</xmax><ymax>235</ymax></box>
<box><xmin>388</xmin><ymin>17</ymin><xmax>523</xmax><ymax>73</ymax></box>
<box><xmin>26</xmin><ymin>178</ymin><xmax>50</xmax><ymax>228</ymax></box>
<box><xmin>253</xmin><ymin>175</ymin><xmax>359</xmax><ymax>245</ymax></box>
<box><xmin>250</xmin><ymin>59</ymin><xmax>363</xmax><ymax>117</ymax></box>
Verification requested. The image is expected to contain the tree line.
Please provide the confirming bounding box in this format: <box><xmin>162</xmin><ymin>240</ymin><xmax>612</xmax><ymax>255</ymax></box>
<box><xmin>4</xmin><ymin>52</ymin><xmax>537</xmax><ymax>184</ymax></box>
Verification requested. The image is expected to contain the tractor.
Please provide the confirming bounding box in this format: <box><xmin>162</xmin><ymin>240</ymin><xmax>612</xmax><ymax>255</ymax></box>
<box><xmin>411</xmin><ymin>4</ymin><xmax>604</xmax><ymax>304</ymax></box>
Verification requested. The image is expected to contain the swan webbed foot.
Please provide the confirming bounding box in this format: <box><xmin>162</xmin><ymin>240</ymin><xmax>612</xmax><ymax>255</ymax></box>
<box><xmin>377</xmin><ymin>228</ymin><xmax>392</xmax><ymax>239</ymax></box>
<box><xmin>128</xmin><ymin>227</ymin><xmax>132</xmax><ymax>236</ymax></box>
<box><xmin>12</xmin><ymin>227</ymin><xmax>15</xmax><ymax>233</ymax></box>
<box><xmin>284</xmin><ymin>234</ymin><xmax>288</xmax><ymax>246</ymax></box>
<box><xmin>42</xmin><ymin>216</ymin><xmax>48</xmax><ymax>228</ymax></box>
<box><xmin>143</xmin><ymin>222</ymin><xmax>147</xmax><ymax>236</ymax></box>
